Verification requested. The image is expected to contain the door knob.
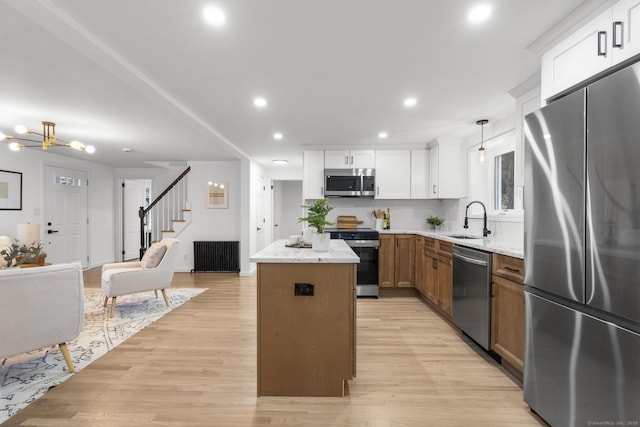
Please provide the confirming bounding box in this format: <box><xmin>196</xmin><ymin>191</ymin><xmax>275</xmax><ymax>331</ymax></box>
<box><xmin>47</xmin><ymin>230</ymin><xmax>59</xmax><ymax>234</ymax></box>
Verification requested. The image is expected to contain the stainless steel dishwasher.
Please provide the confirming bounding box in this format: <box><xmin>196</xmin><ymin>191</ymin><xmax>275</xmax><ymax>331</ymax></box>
<box><xmin>452</xmin><ymin>245</ymin><xmax>492</xmax><ymax>350</ymax></box>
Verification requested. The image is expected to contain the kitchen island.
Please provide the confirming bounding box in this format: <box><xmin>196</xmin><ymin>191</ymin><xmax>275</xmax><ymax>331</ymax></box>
<box><xmin>250</xmin><ymin>239</ymin><xmax>359</xmax><ymax>397</ymax></box>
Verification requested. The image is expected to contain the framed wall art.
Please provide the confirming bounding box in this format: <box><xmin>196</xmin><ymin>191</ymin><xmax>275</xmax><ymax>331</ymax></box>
<box><xmin>206</xmin><ymin>181</ymin><xmax>228</xmax><ymax>209</ymax></box>
<box><xmin>0</xmin><ymin>169</ymin><xmax>22</xmax><ymax>210</ymax></box>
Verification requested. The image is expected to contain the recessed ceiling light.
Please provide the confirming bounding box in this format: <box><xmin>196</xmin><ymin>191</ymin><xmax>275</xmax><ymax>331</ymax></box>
<box><xmin>468</xmin><ymin>4</ymin><xmax>492</xmax><ymax>24</ymax></box>
<box><xmin>122</xmin><ymin>147</ymin><xmax>132</xmax><ymax>152</ymax></box>
<box><xmin>378</xmin><ymin>132</ymin><xmax>388</xmax><ymax>139</ymax></box>
<box><xmin>272</xmin><ymin>159</ymin><xmax>288</xmax><ymax>165</ymax></box>
<box><xmin>403</xmin><ymin>97</ymin><xmax>417</xmax><ymax>107</ymax></box>
<box><xmin>273</xmin><ymin>132</ymin><xmax>283</xmax><ymax>140</ymax></box>
<box><xmin>254</xmin><ymin>97</ymin><xmax>267</xmax><ymax>108</ymax></box>
<box><xmin>204</xmin><ymin>6</ymin><xmax>226</xmax><ymax>26</ymax></box>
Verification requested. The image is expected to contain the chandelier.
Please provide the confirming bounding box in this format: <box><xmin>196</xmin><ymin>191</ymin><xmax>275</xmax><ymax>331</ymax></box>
<box><xmin>0</xmin><ymin>121</ymin><xmax>95</xmax><ymax>154</ymax></box>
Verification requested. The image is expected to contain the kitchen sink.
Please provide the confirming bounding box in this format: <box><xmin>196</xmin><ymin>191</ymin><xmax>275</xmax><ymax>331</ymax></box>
<box><xmin>446</xmin><ymin>234</ymin><xmax>483</xmax><ymax>239</ymax></box>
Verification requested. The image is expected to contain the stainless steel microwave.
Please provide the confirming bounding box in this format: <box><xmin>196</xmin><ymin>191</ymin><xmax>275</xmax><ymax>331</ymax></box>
<box><xmin>324</xmin><ymin>168</ymin><xmax>375</xmax><ymax>197</ymax></box>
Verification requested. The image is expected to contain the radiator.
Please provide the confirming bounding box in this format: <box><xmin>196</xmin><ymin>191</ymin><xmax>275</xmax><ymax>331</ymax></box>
<box><xmin>192</xmin><ymin>241</ymin><xmax>240</xmax><ymax>272</ymax></box>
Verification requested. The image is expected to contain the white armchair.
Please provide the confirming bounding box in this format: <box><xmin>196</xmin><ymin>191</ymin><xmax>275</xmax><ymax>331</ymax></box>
<box><xmin>101</xmin><ymin>238</ymin><xmax>179</xmax><ymax>318</ymax></box>
<box><xmin>0</xmin><ymin>262</ymin><xmax>85</xmax><ymax>372</ymax></box>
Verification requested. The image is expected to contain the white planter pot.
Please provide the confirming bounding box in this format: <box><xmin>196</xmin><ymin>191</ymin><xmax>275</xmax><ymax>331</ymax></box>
<box><xmin>312</xmin><ymin>232</ymin><xmax>331</xmax><ymax>252</ymax></box>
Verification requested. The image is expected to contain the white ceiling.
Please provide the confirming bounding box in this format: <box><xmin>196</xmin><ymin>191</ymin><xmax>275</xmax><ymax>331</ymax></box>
<box><xmin>0</xmin><ymin>0</ymin><xmax>595</xmax><ymax>171</ymax></box>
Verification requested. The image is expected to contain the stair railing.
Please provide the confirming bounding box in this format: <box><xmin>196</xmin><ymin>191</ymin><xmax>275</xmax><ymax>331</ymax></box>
<box><xmin>139</xmin><ymin>166</ymin><xmax>191</xmax><ymax>259</ymax></box>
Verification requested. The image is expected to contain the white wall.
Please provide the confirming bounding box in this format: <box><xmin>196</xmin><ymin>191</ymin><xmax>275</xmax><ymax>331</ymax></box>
<box><xmin>0</xmin><ymin>147</ymin><xmax>116</xmax><ymax>268</ymax></box>
<box><xmin>168</xmin><ymin>160</ymin><xmax>241</xmax><ymax>272</ymax></box>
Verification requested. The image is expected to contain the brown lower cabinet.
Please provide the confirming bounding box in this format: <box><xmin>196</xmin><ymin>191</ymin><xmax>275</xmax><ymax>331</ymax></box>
<box><xmin>415</xmin><ymin>237</ymin><xmax>453</xmax><ymax>318</ymax></box>
<box><xmin>379</xmin><ymin>234</ymin><xmax>415</xmax><ymax>287</ymax></box>
<box><xmin>491</xmin><ymin>253</ymin><xmax>525</xmax><ymax>378</ymax></box>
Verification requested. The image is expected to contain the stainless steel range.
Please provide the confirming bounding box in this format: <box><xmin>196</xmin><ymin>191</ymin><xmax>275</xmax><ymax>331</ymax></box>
<box><xmin>327</xmin><ymin>228</ymin><xmax>379</xmax><ymax>297</ymax></box>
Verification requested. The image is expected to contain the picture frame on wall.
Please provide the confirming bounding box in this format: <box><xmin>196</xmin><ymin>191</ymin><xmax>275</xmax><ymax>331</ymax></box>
<box><xmin>0</xmin><ymin>169</ymin><xmax>22</xmax><ymax>210</ymax></box>
<box><xmin>206</xmin><ymin>181</ymin><xmax>228</xmax><ymax>209</ymax></box>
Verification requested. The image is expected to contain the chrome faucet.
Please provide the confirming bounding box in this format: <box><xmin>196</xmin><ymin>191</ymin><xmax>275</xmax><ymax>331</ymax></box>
<box><xmin>463</xmin><ymin>200</ymin><xmax>491</xmax><ymax>237</ymax></box>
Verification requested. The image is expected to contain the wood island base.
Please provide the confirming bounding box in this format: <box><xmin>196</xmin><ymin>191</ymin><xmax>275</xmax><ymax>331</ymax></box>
<box><xmin>257</xmin><ymin>262</ymin><xmax>356</xmax><ymax>397</ymax></box>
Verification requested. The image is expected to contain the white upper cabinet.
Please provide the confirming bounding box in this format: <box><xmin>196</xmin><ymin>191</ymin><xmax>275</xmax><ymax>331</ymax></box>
<box><xmin>303</xmin><ymin>151</ymin><xmax>325</xmax><ymax>200</ymax></box>
<box><xmin>611</xmin><ymin>0</ymin><xmax>640</xmax><ymax>63</ymax></box>
<box><xmin>427</xmin><ymin>142</ymin><xmax>464</xmax><ymax>199</ymax></box>
<box><xmin>325</xmin><ymin>150</ymin><xmax>375</xmax><ymax>169</ymax></box>
<box><xmin>541</xmin><ymin>9</ymin><xmax>612</xmax><ymax>101</ymax></box>
<box><xmin>375</xmin><ymin>150</ymin><xmax>411</xmax><ymax>199</ymax></box>
<box><xmin>410</xmin><ymin>149</ymin><xmax>429</xmax><ymax>199</ymax></box>
<box><xmin>541</xmin><ymin>0</ymin><xmax>640</xmax><ymax>101</ymax></box>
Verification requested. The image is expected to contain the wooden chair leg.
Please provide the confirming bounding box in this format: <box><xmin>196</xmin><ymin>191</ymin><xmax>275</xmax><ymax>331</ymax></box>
<box><xmin>103</xmin><ymin>295</ymin><xmax>109</xmax><ymax>308</ymax></box>
<box><xmin>161</xmin><ymin>289</ymin><xmax>170</xmax><ymax>306</ymax></box>
<box><xmin>59</xmin><ymin>343</ymin><xmax>75</xmax><ymax>372</ymax></box>
<box><xmin>109</xmin><ymin>296</ymin><xmax>117</xmax><ymax>318</ymax></box>
<box><xmin>154</xmin><ymin>290</ymin><xmax>158</xmax><ymax>298</ymax></box>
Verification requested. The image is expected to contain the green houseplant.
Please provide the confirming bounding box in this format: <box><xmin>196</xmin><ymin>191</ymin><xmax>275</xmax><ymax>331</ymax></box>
<box><xmin>1</xmin><ymin>240</ymin><xmax>43</xmax><ymax>268</ymax></box>
<box><xmin>298</xmin><ymin>199</ymin><xmax>334</xmax><ymax>251</ymax></box>
<box><xmin>426</xmin><ymin>216</ymin><xmax>444</xmax><ymax>231</ymax></box>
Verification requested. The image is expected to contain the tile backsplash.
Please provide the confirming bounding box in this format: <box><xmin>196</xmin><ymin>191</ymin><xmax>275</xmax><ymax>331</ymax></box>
<box><xmin>310</xmin><ymin>197</ymin><xmax>524</xmax><ymax>244</ymax></box>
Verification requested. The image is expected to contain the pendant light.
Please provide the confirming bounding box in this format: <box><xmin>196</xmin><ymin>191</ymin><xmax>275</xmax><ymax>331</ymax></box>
<box><xmin>476</xmin><ymin>119</ymin><xmax>488</xmax><ymax>163</ymax></box>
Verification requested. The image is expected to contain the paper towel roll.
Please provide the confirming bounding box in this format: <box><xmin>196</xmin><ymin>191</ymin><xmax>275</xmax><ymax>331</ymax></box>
<box><xmin>16</xmin><ymin>223</ymin><xmax>41</xmax><ymax>246</ymax></box>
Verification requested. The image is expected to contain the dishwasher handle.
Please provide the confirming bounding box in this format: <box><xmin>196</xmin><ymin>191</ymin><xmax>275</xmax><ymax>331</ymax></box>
<box><xmin>453</xmin><ymin>252</ymin><xmax>488</xmax><ymax>267</ymax></box>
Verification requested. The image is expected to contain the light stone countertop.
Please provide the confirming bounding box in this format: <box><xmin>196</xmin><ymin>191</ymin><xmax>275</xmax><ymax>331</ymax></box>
<box><xmin>378</xmin><ymin>229</ymin><xmax>524</xmax><ymax>259</ymax></box>
<box><xmin>250</xmin><ymin>239</ymin><xmax>360</xmax><ymax>263</ymax></box>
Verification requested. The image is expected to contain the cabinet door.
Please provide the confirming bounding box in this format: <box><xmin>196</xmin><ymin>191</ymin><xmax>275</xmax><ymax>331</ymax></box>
<box><xmin>491</xmin><ymin>275</ymin><xmax>525</xmax><ymax>373</ymax></box>
<box><xmin>611</xmin><ymin>0</ymin><xmax>640</xmax><ymax>63</ymax></box>
<box><xmin>325</xmin><ymin>150</ymin><xmax>350</xmax><ymax>168</ymax></box>
<box><xmin>424</xmin><ymin>252</ymin><xmax>438</xmax><ymax>302</ymax></box>
<box><xmin>437</xmin><ymin>258</ymin><xmax>453</xmax><ymax>316</ymax></box>
<box><xmin>378</xmin><ymin>234</ymin><xmax>395</xmax><ymax>287</ymax></box>
<box><xmin>350</xmin><ymin>150</ymin><xmax>375</xmax><ymax>169</ymax></box>
<box><xmin>541</xmin><ymin>9</ymin><xmax>612</xmax><ymax>101</ymax></box>
<box><xmin>394</xmin><ymin>234</ymin><xmax>415</xmax><ymax>287</ymax></box>
<box><xmin>410</xmin><ymin>149</ymin><xmax>429</xmax><ymax>199</ymax></box>
<box><xmin>375</xmin><ymin>150</ymin><xmax>411</xmax><ymax>199</ymax></box>
<box><xmin>303</xmin><ymin>151</ymin><xmax>325</xmax><ymax>199</ymax></box>
<box><xmin>414</xmin><ymin>236</ymin><xmax>425</xmax><ymax>294</ymax></box>
<box><xmin>428</xmin><ymin>145</ymin><xmax>439</xmax><ymax>199</ymax></box>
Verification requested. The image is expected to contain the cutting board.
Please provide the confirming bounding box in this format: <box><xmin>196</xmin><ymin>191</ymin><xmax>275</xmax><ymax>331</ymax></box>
<box><xmin>337</xmin><ymin>215</ymin><xmax>363</xmax><ymax>229</ymax></box>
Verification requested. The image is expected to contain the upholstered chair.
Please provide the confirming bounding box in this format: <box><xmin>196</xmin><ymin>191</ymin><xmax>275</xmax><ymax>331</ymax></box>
<box><xmin>101</xmin><ymin>238</ymin><xmax>179</xmax><ymax>318</ymax></box>
<box><xmin>0</xmin><ymin>262</ymin><xmax>84</xmax><ymax>372</ymax></box>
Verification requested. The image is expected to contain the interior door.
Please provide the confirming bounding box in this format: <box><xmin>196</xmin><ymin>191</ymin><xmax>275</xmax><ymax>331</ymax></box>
<box><xmin>122</xmin><ymin>179</ymin><xmax>148</xmax><ymax>261</ymax></box>
<box><xmin>255</xmin><ymin>175</ymin><xmax>266</xmax><ymax>252</ymax></box>
<box><xmin>44</xmin><ymin>165</ymin><xmax>88</xmax><ymax>267</ymax></box>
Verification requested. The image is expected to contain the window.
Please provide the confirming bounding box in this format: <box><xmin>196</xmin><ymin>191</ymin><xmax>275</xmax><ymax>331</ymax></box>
<box><xmin>494</xmin><ymin>151</ymin><xmax>515</xmax><ymax>210</ymax></box>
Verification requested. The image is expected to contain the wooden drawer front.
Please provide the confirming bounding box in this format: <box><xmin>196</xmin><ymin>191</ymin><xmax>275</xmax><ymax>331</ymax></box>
<box><xmin>437</xmin><ymin>240</ymin><xmax>453</xmax><ymax>258</ymax></box>
<box><xmin>493</xmin><ymin>254</ymin><xmax>524</xmax><ymax>283</ymax></box>
<box><xmin>424</xmin><ymin>237</ymin><xmax>436</xmax><ymax>252</ymax></box>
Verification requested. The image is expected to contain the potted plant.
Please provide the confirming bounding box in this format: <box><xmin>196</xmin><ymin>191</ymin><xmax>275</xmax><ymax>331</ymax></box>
<box><xmin>298</xmin><ymin>199</ymin><xmax>334</xmax><ymax>251</ymax></box>
<box><xmin>426</xmin><ymin>216</ymin><xmax>445</xmax><ymax>231</ymax></box>
<box><xmin>0</xmin><ymin>240</ymin><xmax>43</xmax><ymax>268</ymax></box>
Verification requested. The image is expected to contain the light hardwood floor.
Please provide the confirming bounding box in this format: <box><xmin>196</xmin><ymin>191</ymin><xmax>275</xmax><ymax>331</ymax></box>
<box><xmin>5</xmin><ymin>269</ymin><xmax>546</xmax><ymax>426</ymax></box>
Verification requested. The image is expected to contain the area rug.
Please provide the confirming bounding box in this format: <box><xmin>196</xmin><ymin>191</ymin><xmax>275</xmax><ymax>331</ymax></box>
<box><xmin>0</xmin><ymin>287</ymin><xmax>206</xmax><ymax>423</ymax></box>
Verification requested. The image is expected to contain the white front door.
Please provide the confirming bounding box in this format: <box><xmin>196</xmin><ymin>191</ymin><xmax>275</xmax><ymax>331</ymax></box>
<box><xmin>44</xmin><ymin>165</ymin><xmax>88</xmax><ymax>267</ymax></box>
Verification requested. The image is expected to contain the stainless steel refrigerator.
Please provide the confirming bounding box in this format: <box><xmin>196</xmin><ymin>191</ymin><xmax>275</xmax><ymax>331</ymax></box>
<box><xmin>524</xmin><ymin>62</ymin><xmax>640</xmax><ymax>427</ymax></box>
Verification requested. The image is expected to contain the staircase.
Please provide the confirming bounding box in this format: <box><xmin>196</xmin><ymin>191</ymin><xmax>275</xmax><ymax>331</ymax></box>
<box><xmin>139</xmin><ymin>166</ymin><xmax>191</xmax><ymax>258</ymax></box>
